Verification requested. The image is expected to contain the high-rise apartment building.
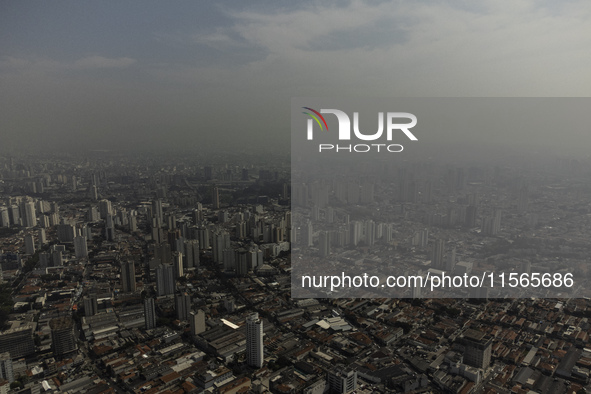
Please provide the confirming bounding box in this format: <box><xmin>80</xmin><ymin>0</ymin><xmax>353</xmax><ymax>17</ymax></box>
<box><xmin>120</xmin><ymin>261</ymin><xmax>136</xmax><ymax>293</ymax></box>
<box><xmin>74</xmin><ymin>236</ymin><xmax>88</xmax><ymax>259</ymax></box>
<box><xmin>212</xmin><ymin>186</ymin><xmax>220</xmax><ymax>209</ymax></box>
<box><xmin>151</xmin><ymin>199</ymin><xmax>163</xmax><ymax>226</ymax></box>
<box><xmin>52</xmin><ymin>249</ymin><xmax>63</xmax><ymax>266</ymax></box>
<box><xmin>175</xmin><ymin>292</ymin><xmax>191</xmax><ymax>321</ymax></box>
<box><xmin>98</xmin><ymin>199</ymin><xmax>112</xmax><ymax>220</ymax></box>
<box><xmin>156</xmin><ymin>264</ymin><xmax>175</xmax><ymax>296</ymax></box>
<box><xmin>246</xmin><ymin>313</ymin><xmax>264</xmax><ymax>368</ymax></box>
<box><xmin>0</xmin><ymin>209</ymin><xmax>9</xmax><ymax>228</ymax></box>
<box><xmin>0</xmin><ymin>353</ymin><xmax>13</xmax><ymax>383</ymax></box>
<box><xmin>0</xmin><ymin>324</ymin><xmax>35</xmax><ymax>359</ymax></box>
<box><xmin>184</xmin><ymin>240</ymin><xmax>199</xmax><ymax>269</ymax></box>
<box><xmin>190</xmin><ymin>310</ymin><xmax>206</xmax><ymax>336</ymax></box>
<box><xmin>173</xmin><ymin>251</ymin><xmax>184</xmax><ymax>278</ymax></box>
<box><xmin>460</xmin><ymin>329</ymin><xmax>492</xmax><ymax>369</ymax></box>
<box><xmin>144</xmin><ymin>298</ymin><xmax>157</xmax><ymax>330</ymax></box>
<box><xmin>57</xmin><ymin>223</ymin><xmax>75</xmax><ymax>243</ymax></box>
<box><xmin>50</xmin><ymin>317</ymin><xmax>77</xmax><ymax>358</ymax></box>
<box><xmin>38</xmin><ymin>228</ymin><xmax>46</xmax><ymax>245</ymax></box>
<box><xmin>21</xmin><ymin>201</ymin><xmax>37</xmax><ymax>228</ymax></box>
<box><xmin>212</xmin><ymin>231</ymin><xmax>230</xmax><ymax>264</ymax></box>
<box><xmin>327</xmin><ymin>366</ymin><xmax>357</xmax><ymax>394</ymax></box>
<box><xmin>431</xmin><ymin>239</ymin><xmax>445</xmax><ymax>269</ymax></box>
<box><xmin>24</xmin><ymin>234</ymin><xmax>35</xmax><ymax>255</ymax></box>
<box><xmin>83</xmin><ymin>295</ymin><xmax>98</xmax><ymax>317</ymax></box>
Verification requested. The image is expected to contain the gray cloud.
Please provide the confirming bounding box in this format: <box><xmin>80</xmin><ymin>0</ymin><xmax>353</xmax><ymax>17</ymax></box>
<box><xmin>74</xmin><ymin>56</ymin><xmax>136</xmax><ymax>69</ymax></box>
<box><xmin>1</xmin><ymin>0</ymin><xmax>591</xmax><ymax>153</ymax></box>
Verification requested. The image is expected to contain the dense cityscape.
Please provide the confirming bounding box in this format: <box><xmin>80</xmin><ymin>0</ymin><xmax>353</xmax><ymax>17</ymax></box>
<box><xmin>0</xmin><ymin>151</ymin><xmax>589</xmax><ymax>394</ymax></box>
<box><xmin>3</xmin><ymin>0</ymin><xmax>591</xmax><ymax>392</ymax></box>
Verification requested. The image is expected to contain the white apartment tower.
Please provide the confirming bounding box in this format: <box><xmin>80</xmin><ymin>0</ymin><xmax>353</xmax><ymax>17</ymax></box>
<box><xmin>246</xmin><ymin>312</ymin><xmax>264</xmax><ymax>368</ymax></box>
<box><xmin>190</xmin><ymin>310</ymin><xmax>206</xmax><ymax>336</ymax></box>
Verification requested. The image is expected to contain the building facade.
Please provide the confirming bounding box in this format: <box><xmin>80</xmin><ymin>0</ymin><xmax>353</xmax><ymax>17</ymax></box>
<box><xmin>246</xmin><ymin>313</ymin><xmax>263</xmax><ymax>368</ymax></box>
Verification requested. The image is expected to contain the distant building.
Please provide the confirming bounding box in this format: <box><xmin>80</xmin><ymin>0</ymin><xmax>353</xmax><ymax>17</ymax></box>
<box><xmin>175</xmin><ymin>292</ymin><xmax>191</xmax><ymax>321</ymax></box>
<box><xmin>481</xmin><ymin>209</ymin><xmax>502</xmax><ymax>236</ymax></box>
<box><xmin>50</xmin><ymin>317</ymin><xmax>77</xmax><ymax>358</ymax></box>
<box><xmin>246</xmin><ymin>313</ymin><xmax>263</xmax><ymax>368</ymax></box>
<box><xmin>212</xmin><ymin>186</ymin><xmax>220</xmax><ymax>209</ymax></box>
<box><xmin>459</xmin><ymin>329</ymin><xmax>492</xmax><ymax>369</ymax></box>
<box><xmin>235</xmin><ymin>250</ymin><xmax>249</xmax><ymax>277</ymax></box>
<box><xmin>156</xmin><ymin>264</ymin><xmax>175</xmax><ymax>296</ymax></box>
<box><xmin>87</xmin><ymin>206</ymin><xmax>100</xmax><ymax>222</ymax></box>
<box><xmin>223</xmin><ymin>298</ymin><xmax>235</xmax><ymax>313</ymax></box>
<box><xmin>38</xmin><ymin>252</ymin><xmax>50</xmax><ymax>268</ymax></box>
<box><xmin>120</xmin><ymin>261</ymin><xmax>136</xmax><ymax>293</ymax></box>
<box><xmin>151</xmin><ymin>199</ymin><xmax>163</xmax><ymax>225</ymax></box>
<box><xmin>21</xmin><ymin>201</ymin><xmax>37</xmax><ymax>228</ymax></box>
<box><xmin>57</xmin><ymin>223</ymin><xmax>75</xmax><ymax>243</ymax></box>
<box><xmin>190</xmin><ymin>310</ymin><xmax>206</xmax><ymax>336</ymax></box>
<box><xmin>154</xmin><ymin>242</ymin><xmax>172</xmax><ymax>264</ymax></box>
<box><xmin>0</xmin><ymin>324</ymin><xmax>35</xmax><ymax>359</ymax></box>
<box><xmin>173</xmin><ymin>251</ymin><xmax>184</xmax><ymax>279</ymax></box>
<box><xmin>51</xmin><ymin>249</ymin><xmax>63</xmax><ymax>267</ymax></box>
<box><xmin>446</xmin><ymin>246</ymin><xmax>456</xmax><ymax>271</ymax></box>
<box><xmin>465</xmin><ymin>205</ymin><xmax>478</xmax><ymax>227</ymax></box>
<box><xmin>327</xmin><ymin>366</ymin><xmax>357</xmax><ymax>394</ymax></box>
<box><xmin>0</xmin><ymin>209</ymin><xmax>9</xmax><ymax>228</ymax></box>
<box><xmin>431</xmin><ymin>239</ymin><xmax>445</xmax><ymax>269</ymax></box>
<box><xmin>212</xmin><ymin>231</ymin><xmax>230</xmax><ymax>264</ymax></box>
<box><xmin>0</xmin><ymin>353</ymin><xmax>14</xmax><ymax>383</ymax></box>
<box><xmin>319</xmin><ymin>231</ymin><xmax>330</xmax><ymax>258</ymax></box>
<box><xmin>128</xmin><ymin>211</ymin><xmax>137</xmax><ymax>232</ymax></box>
<box><xmin>83</xmin><ymin>295</ymin><xmax>98</xmax><ymax>317</ymax></box>
<box><xmin>8</xmin><ymin>206</ymin><xmax>20</xmax><ymax>227</ymax></box>
<box><xmin>413</xmin><ymin>228</ymin><xmax>429</xmax><ymax>249</ymax></box>
<box><xmin>38</xmin><ymin>228</ymin><xmax>46</xmax><ymax>245</ymax></box>
<box><xmin>196</xmin><ymin>226</ymin><xmax>210</xmax><ymax>249</ymax></box>
<box><xmin>184</xmin><ymin>240</ymin><xmax>199</xmax><ymax>269</ymax></box>
<box><xmin>74</xmin><ymin>236</ymin><xmax>88</xmax><ymax>259</ymax></box>
<box><xmin>105</xmin><ymin>214</ymin><xmax>115</xmax><ymax>241</ymax></box>
<box><xmin>24</xmin><ymin>234</ymin><xmax>35</xmax><ymax>255</ymax></box>
<box><xmin>98</xmin><ymin>199</ymin><xmax>112</xmax><ymax>220</ymax></box>
<box><xmin>469</xmin><ymin>286</ymin><xmax>489</xmax><ymax>300</ymax></box>
<box><xmin>411</xmin><ymin>277</ymin><xmax>422</xmax><ymax>299</ymax></box>
<box><xmin>144</xmin><ymin>298</ymin><xmax>157</xmax><ymax>330</ymax></box>
<box><xmin>90</xmin><ymin>185</ymin><xmax>98</xmax><ymax>201</ymax></box>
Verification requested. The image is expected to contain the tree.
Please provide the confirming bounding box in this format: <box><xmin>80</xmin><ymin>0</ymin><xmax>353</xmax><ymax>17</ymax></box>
<box><xmin>0</xmin><ymin>284</ymin><xmax>13</xmax><ymax>329</ymax></box>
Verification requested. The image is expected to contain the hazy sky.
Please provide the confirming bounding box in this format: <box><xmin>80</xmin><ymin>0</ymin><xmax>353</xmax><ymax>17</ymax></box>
<box><xmin>1</xmin><ymin>0</ymin><xmax>590</xmax><ymax>153</ymax></box>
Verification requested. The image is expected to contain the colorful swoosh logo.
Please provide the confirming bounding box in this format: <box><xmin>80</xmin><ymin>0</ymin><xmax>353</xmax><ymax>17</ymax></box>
<box><xmin>302</xmin><ymin>107</ymin><xmax>329</xmax><ymax>131</ymax></box>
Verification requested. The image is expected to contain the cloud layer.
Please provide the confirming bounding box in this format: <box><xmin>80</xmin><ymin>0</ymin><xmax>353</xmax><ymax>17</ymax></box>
<box><xmin>1</xmin><ymin>0</ymin><xmax>591</xmax><ymax>153</ymax></box>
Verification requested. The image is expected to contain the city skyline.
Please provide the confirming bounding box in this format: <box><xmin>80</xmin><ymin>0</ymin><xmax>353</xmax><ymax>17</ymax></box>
<box><xmin>2</xmin><ymin>2</ymin><xmax>591</xmax><ymax>393</ymax></box>
<box><xmin>0</xmin><ymin>148</ymin><xmax>590</xmax><ymax>392</ymax></box>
